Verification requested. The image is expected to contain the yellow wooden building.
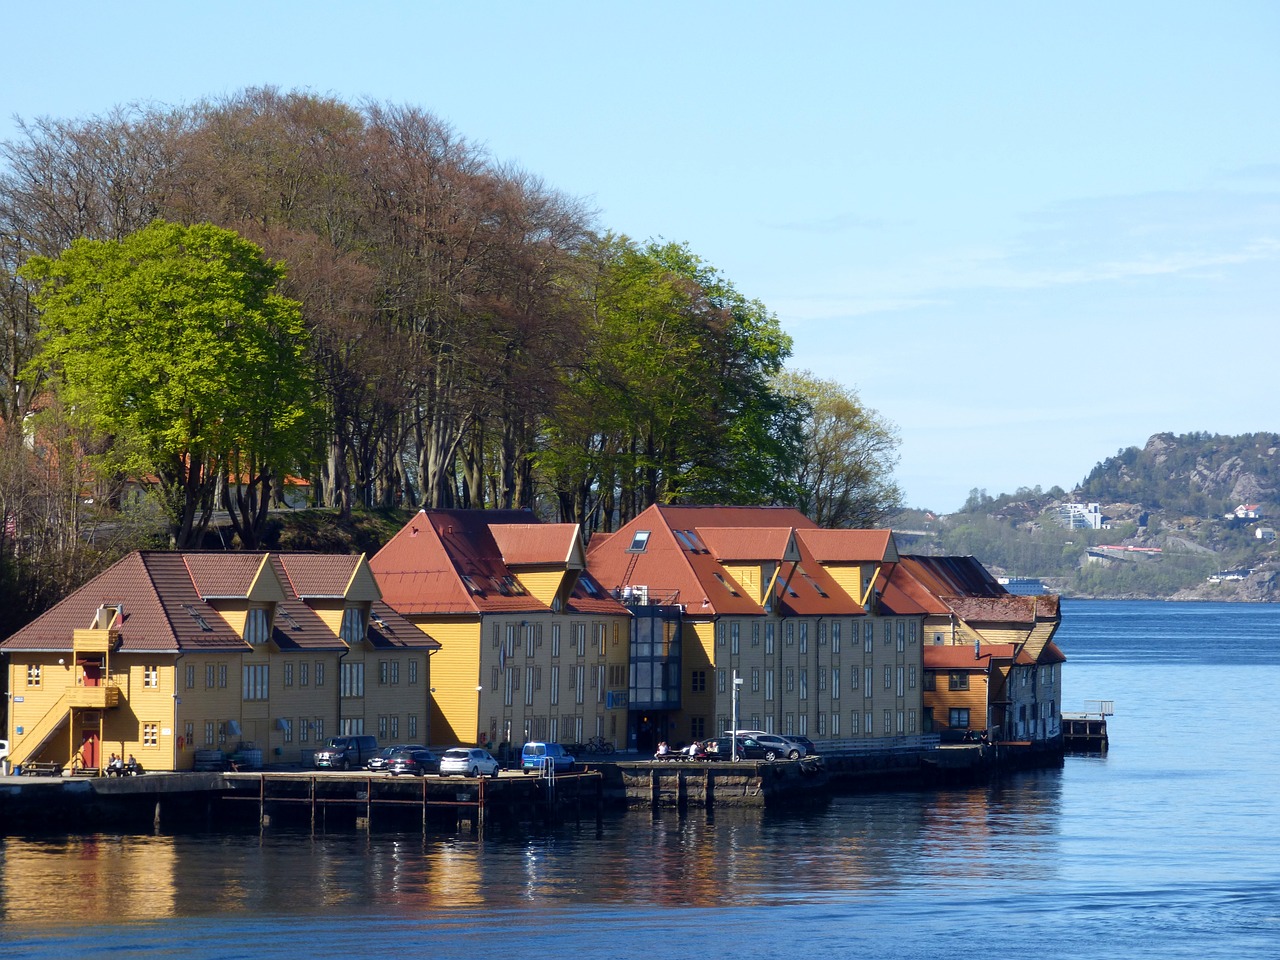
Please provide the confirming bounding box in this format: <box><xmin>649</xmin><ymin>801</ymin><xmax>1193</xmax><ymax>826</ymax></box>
<box><xmin>1</xmin><ymin>551</ymin><xmax>438</xmax><ymax>773</ymax></box>
<box><xmin>369</xmin><ymin>510</ymin><xmax>632</xmax><ymax>752</ymax></box>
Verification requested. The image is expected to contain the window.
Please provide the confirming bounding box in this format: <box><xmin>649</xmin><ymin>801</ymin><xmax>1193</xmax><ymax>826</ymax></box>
<box><xmin>244</xmin><ymin>607</ymin><xmax>270</xmax><ymax>645</ymax></box>
<box><xmin>731</xmin><ymin>622</ymin><xmax>740</xmax><ymax>654</ymax></box>
<box><xmin>552</xmin><ymin>624</ymin><xmax>561</xmax><ymax>657</ymax></box>
<box><xmin>690</xmin><ymin>717</ymin><xmax>706</xmax><ymax>740</ymax></box>
<box><xmin>26</xmin><ymin>665</ymin><xmax>43</xmax><ymax>688</ymax></box>
<box><xmin>908</xmin><ymin>709</ymin><xmax>917</xmax><ymax>733</ymax></box>
<box><xmin>575</xmin><ymin>623</ymin><xmax>587</xmax><ymax>657</ymax></box>
<box><xmin>314</xmin><ymin>718</ymin><xmax>324</xmax><ymax>740</ymax></box>
<box><xmin>864</xmin><ymin>621</ymin><xmax>874</xmax><ymax>652</ymax></box>
<box><xmin>204</xmin><ymin>721</ymin><xmax>215</xmax><ymax>747</ymax></box>
<box><xmin>751</xmin><ymin>667</ymin><xmax>760</xmax><ymax>693</ymax></box>
<box><xmin>949</xmin><ymin>672</ymin><xmax>970</xmax><ymax>691</ymax></box>
<box><xmin>786</xmin><ymin>667</ymin><xmax>795</xmax><ymax>693</ymax></box>
<box><xmin>596</xmin><ymin>665</ymin><xmax>606</xmax><ymax>703</ymax></box>
<box><xmin>883</xmin><ymin>620</ymin><xmax>892</xmax><ymax>645</ymax></box>
<box><xmin>897</xmin><ymin>710</ymin><xmax>905</xmax><ymax>734</ymax></box>
<box><xmin>283</xmin><ymin>662</ymin><xmax>294</xmax><ymax>687</ymax></box>
<box><xmin>691</xmin><ymin>671</ymin><xmax>707</xmax><ymax>693</ymax></box>
<box><xmin>909</xmin><ymin>665</ymin><xmax>917</xmax><ymax>689</ymax></box>
<box><xmin>378</xmin><ymin>716</ymin><xmax>388</xmax><ymax>739</ymax></box>
<box><xmin>218</xmin><ymin>721</ymin><xmax>228</xmax><ymax>745</ymax></box>
<box><xmin>299</xmin><ymin>717</ymin><xmax>309</xmax><ymax>743</ymax></box>
<box><xmin>206</xmin><ymin>664</ymin><xmax>216</xmax><ymax>689</ymax></box>
<box><xmin>340</xmin><ymin>718</ymin><xmax>364</xmax><ymax>735</ymax></box>
<box><xmin>390</xmin><ymin>715</ymin><xmax>399</xmax><ymax>739</ymax></box>
<box><xmin>340</xmin><ymin>607</ymin><xmax>365</xmax><ymax>644</ymax></box>
<box><xmin>765</xmin><ymin>623</ymin><xmax>775</xmax><ymax>654</ymax></box>
<box><xmin>799</xmin><ymin>669</ymin><xmax>808</xmax><ymax>700</ymax></box>
<box><xmin>242</xmin><ymin>664</ymin><xmax>269</xmax><ymax>701</ymax></box>
<box><xmin>923</xmin><ymin>671</ymin><xmax>936</xmax><ymax>691</ymax></box>
<box><xmin>184</xmin><ymin>721</ymin><xmax>194</xmax><ymax>749</ymax></box>
<box><xmin>831</xmin><ymin>712</ymin><xmax>840</xmax><ymax>736</ymax></box>
<box><xmin>752</xmin><ymin>622</ymin><xmax>760</xmax><ymax>647</ymax></box>
<box><xmin>909</xmin><ymin>621</ymin><xmax>918</xmax><ymax>645</ymax></box>
<box><xmin>949</xmin><ymin>708</ymin><xmax>971</xmax><ymax>728</ymax></box>
<box><xmin>896</xmin><ymin>620</ymin><xmax>905</xmax><ymax>652</ymax></box>
<box><xmin>851</xmin><ymin>711</ymin><xmax>860</xmax><ymax>735</ymax></box>
<box><xmin>884</xmin><ymin>709</ymin><xmax>892</xmax><ymax>734</ymax></box>
<box><xmin>185</xmin><ymin>665</ymin><xmax>196</xmax><ymax>689</ymax></box>
<box><xmin>865</xmin><ymin>668</ymin><xmax>873</xmax><ymax>697</ymax></box>
<box><xmin>717</xmin><ymin>669</ymin><xmax>726</xmax><ymax>693</ymax></box>
<box><xmin>340</xmin><ymin>662</ymin><xmax>365</xmax><ymax>697</ymax></box>
<box><xmin>218</xmin><ymin>664</ymin><xmax>228</xmax><ymax>688</ymax></box>
<box><xmin>574</xmin><ymin>665</ymin><xmax>586</xmax><ymax>705</ymax></box>
<box><xmin>628</xmin><ymin>530</ymin><xmax>651</xmax><ymax>552</ymax></box>
<box><xmin>786</xmin><ymin>622</ymin><xmax>795</xmax><ymax>646</ymax></box>
<box><xmin>526</xmin><ymin>667</ymin><xmax>535</xmax><ymax>706</ymax></box>
<box><xmin>551</xmin><ymin>665</ymin><xmax>560</xmax><ymax>706</ymax></box>
<box><xmin>407</xmin><ymin>714</ymin><xmax>418</xmax><ymax>739</ymax></box>
<box><xmin>315</xmin><ymin>662</ymin><xmax>325</xmax><ymax>687</ymax></box>
<box><xmin>884</xmin><ymin>665</ymin><xmax>892</xmax><ymax>689</ymax></box>
<box><xmin>829</xmin><ymin>621</ymin><xmax>838</xmax><ymax>652</ymax></box>
<box><xmin>300</xmin><ymin>662</ymin><xmax>309</xmax><ymax>686</ymax></box>
<box><xmin>896</xmin><ymin>666</ymin><xmax>904</xmax><ymax>697</ymax></box>
<box><xmin>765</xmin><ymin>669</ymin><xmax>774</xmax><ymax>701</ymax></box>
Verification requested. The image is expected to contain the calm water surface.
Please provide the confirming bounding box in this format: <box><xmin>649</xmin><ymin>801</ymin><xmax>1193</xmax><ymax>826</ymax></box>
<box><xmin>3</xmin><ymin>600</ymin><xmax>1278</xmax><ymax>958</ymax></box>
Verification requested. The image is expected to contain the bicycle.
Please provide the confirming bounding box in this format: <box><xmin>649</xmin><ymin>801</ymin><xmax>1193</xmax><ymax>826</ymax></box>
<box><xmin>583</xmin><ymin>736</ymin><xmax>614</xmax><ymax>755</ymax></box>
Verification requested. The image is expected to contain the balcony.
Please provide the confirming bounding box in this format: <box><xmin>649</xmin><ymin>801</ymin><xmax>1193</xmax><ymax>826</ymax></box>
<box><xmin>73</xmin><ymin>627</ymin><xmax>120</xmax><ymax>654</ymax></box>
<box><xmin>66</xmin><ymin>685</ymin><xmax>121</xmax><ymax>709</ymax></box>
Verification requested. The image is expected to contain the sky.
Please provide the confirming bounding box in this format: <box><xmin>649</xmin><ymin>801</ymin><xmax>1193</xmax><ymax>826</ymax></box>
<box><xmin>4</xmin><ymin>2</ymin><xmax>1278</xmax><ymax>512</ymax></box>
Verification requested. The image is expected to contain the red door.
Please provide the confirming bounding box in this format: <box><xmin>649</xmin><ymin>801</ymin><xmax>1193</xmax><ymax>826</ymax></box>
<box><xmin>80</xmin><ymin>659</ymin><xmax>101</xmax><ymax>686</ymax></box>
<box><xmin>80</xmin><ymin>730</ymin><xmax>100</xmax><ymax>769</ymax></box>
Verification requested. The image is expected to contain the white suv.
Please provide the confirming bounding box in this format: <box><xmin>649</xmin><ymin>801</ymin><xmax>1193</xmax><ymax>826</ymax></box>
<box><xmin>439</xmin><ymin>747</ymin><xmax>500</xmax><ymax>778</ymax></box>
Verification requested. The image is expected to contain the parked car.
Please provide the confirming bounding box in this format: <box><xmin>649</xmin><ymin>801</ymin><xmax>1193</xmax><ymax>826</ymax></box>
<box><xmin>753</xmin><ymin>734</ymin><xmax>804</xmax><ymax>760</ymax></box>
<box><xmin>521</xmin><ymin>741</ymin><xmax>575</xmax><ymax>774</ymax></box>
<box><xmin>708</xmin><ymin>736</ymin><xmax>771</xmax><ymax>761</ymax></box>
<box><xmin>386</xmin><ymin>748</ymin><xmax>439</xmax><ymax>777</ymax></box>
<box><xmin>785</xmin><ymin>736</ymin><xmax>818</xmax><ymax>756</ymax></box>
<box><xmin>366</xmin><ymin>744</ymin><xmax>428</xmax><ymax>772</ymax></box>
<box><xmin>730</xmin><ymin>730</ymin><xmax>804</xmax><ymax>760</ymax></box>
<box><xmin>314</xmin><ymin>735</ymin><xmax>378</xmax><ymax>770</ymax></box>
<box><xmin>439</xmin><ymin>747</ymin><xmax>500</xmax><ymax>778</ymax></box>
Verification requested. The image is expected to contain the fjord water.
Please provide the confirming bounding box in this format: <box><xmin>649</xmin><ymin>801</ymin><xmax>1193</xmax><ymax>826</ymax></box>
<box><xmin>3</xmin><ymin>600</ymin><xmax>1278</xmax><ymax>959</ymax></box>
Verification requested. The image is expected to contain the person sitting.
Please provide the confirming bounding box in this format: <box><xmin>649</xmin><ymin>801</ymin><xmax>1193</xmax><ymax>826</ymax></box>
<box><xmin>654</xmin><ymin>741</ymin><xmax>670</xmax><ymax>757</ymax></box>
<box><xmin>686</xmin><ymin>740</ymin><xmax>702</xmax><ymax>758</ymax></box>
<box><xmin>125</xmin><ymin>755</ymin><xmax>141</xmax><ymax>776</ymax></box>
<box><xmin>107</xmin><ymin>753</ymin><xmax>124</xmax><ymax>777</ymax></box>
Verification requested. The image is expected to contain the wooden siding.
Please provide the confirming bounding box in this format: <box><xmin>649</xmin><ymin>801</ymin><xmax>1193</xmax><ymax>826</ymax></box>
<box><xmin>722</xmin><ymin>564</ymin><xmax>762</xmax><ymax>603</ymax></box>
<box><xmin>412</xmin><ymin>618</ymin><xmax>482</xmax><ymax>747</ymax></box>
<box><xmin>511</xmin><ymin>568</ymin><xmax>566</xmax><ymax>607</ymax></box>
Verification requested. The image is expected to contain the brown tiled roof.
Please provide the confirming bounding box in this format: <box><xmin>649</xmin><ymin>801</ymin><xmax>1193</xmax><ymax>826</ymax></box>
<box><xmin>1038</xmin><ymin>639</ymin><xmax>1067</xmax><ymax>664</ymax></box>
<box><xmin>1</xmin><ymin>551</ymin><xmax>437</xmax><ymax>655</ymax></box>
<box><xmin>944</xmin><ymin>595</ymin><xmax>1060</xmax><ymax>625</ymax></box>
<box><xmin>183</xmin><ymin>553</ymin><xmax>263</xmax><ymax>598</ymax></box>
<box><xmin>277</xmin><ymin>554</ymin><xmax>360</xmax><ymax>598</ymax></box>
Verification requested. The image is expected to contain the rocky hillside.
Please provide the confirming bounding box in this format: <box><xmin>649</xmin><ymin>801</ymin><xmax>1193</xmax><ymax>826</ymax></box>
<box><xmin>908</xmin><ymin>432</ymin><xmax>1280</xmax><ymax>600</ymax></box>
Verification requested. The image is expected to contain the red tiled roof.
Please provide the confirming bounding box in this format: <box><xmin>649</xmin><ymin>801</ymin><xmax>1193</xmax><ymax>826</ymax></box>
<box><xmin>796</xmin><ymin>528</ymin><xmax>896</xmax><ymax>563</ymax></box>
<box><xmin>923</xmin><ymin>642</ymin><xmax>1030</xmax><ymax>670</ymax></box>
<box><xmin>944</xmin><ymin>594</ymin><xmax>1060</xmax><ymax>625</ymax></box>
<box><xmin>489</xmin><ymin>524</ymin><xmax>581</xmax><ymax>566</ymax></box>
<box><xmin>1038</xmin><ymin>639</ymin><xmax>1067</xmax><ymax>664</ymax></box>
<box><xmin>699</xmin><ymin>527</ymin><xmax>794</xmax><ymax>561</ymax></box>
<box><xmin>370</xmin><ymin>509</ymin><xmax>627</xmax><ymax>618</ymax></box>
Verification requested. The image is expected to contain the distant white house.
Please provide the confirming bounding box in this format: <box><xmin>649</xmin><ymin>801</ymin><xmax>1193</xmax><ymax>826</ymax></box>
<box><xmin>1233</xmin><ymin>504</ymin><xmax>1262</xmax><ymax>520</ymax></box>
<box><xmin>1056</xmin><ymin>502</ymin><xmax>1103</xmax><ymax>530</ymax></box>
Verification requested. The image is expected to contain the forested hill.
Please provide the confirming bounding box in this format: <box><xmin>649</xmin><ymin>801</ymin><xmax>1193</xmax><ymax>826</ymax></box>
<box><xmin>1078</xmin><ymin>432</ymin><xmax>1280</xmax><ymax>518</ymax></box>
<box><xmin>908</xmin><ymin>432</ymin><xmax>1280</xmax><ymax>600</ymax></box>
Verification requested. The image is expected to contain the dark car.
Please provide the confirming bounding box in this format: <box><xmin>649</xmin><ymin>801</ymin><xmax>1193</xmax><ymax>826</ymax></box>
<box><xmin>708</xmin><ymin>736</ymin><xmax>771</xmax><ymax>761</ymax></box>
<box><xmin>366</xmin><ymin>744</ymin><xmax>428</xmax><ymax>772</ymax></box>
<box><xmin>386</xmin><ymin>749</ymin><xmax>439</xmax><ymax>776</ymax></box>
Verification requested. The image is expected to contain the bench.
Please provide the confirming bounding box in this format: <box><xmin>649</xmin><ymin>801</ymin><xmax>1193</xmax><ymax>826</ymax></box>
<box><xmin>21</xmin><ymin>761</ymin><xmax>61</xmax><ymax>776</ymax></box>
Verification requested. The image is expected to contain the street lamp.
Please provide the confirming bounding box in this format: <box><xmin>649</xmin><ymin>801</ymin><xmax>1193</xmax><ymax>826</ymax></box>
<box><xmin>731</xmin><ymin>670</ymin><xmax>744</xmax><ymax>762</ymax></box>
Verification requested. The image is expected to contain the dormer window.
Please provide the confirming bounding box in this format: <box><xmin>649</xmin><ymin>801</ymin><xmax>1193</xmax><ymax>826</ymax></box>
<box><xmin>340</xmin><ymin>607</ymin><xmax>366</xmax><ymax>644</ymax></box>
<box><xmin>244</xmin><ymin>607</ymin><xmax>271</xmax><ymax>645</ymax></box>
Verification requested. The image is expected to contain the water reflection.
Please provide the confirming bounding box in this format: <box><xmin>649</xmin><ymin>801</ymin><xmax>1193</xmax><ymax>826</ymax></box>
<box><xmin>0</xmin><ymin>772</ymin><xmax>1065</xmax><ymax>926</ymax></box>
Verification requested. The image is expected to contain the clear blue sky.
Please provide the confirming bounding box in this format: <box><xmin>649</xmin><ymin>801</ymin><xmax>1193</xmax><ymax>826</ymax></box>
<box><xmin>5</xmin><ymin>2</ymin><xmax>1278</xmax><ymax>512</ymax></box>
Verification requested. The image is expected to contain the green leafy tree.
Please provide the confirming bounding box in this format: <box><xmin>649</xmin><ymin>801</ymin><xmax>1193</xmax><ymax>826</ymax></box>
<box><xmin>774</xmin><ymin>370</ymin><xmax>902</xmax><ymax>528</ymax></box>
<box><xmin>21</xmin><ymin>220</ymin><xmax>312</xmax><ymax>548</ymax></box>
